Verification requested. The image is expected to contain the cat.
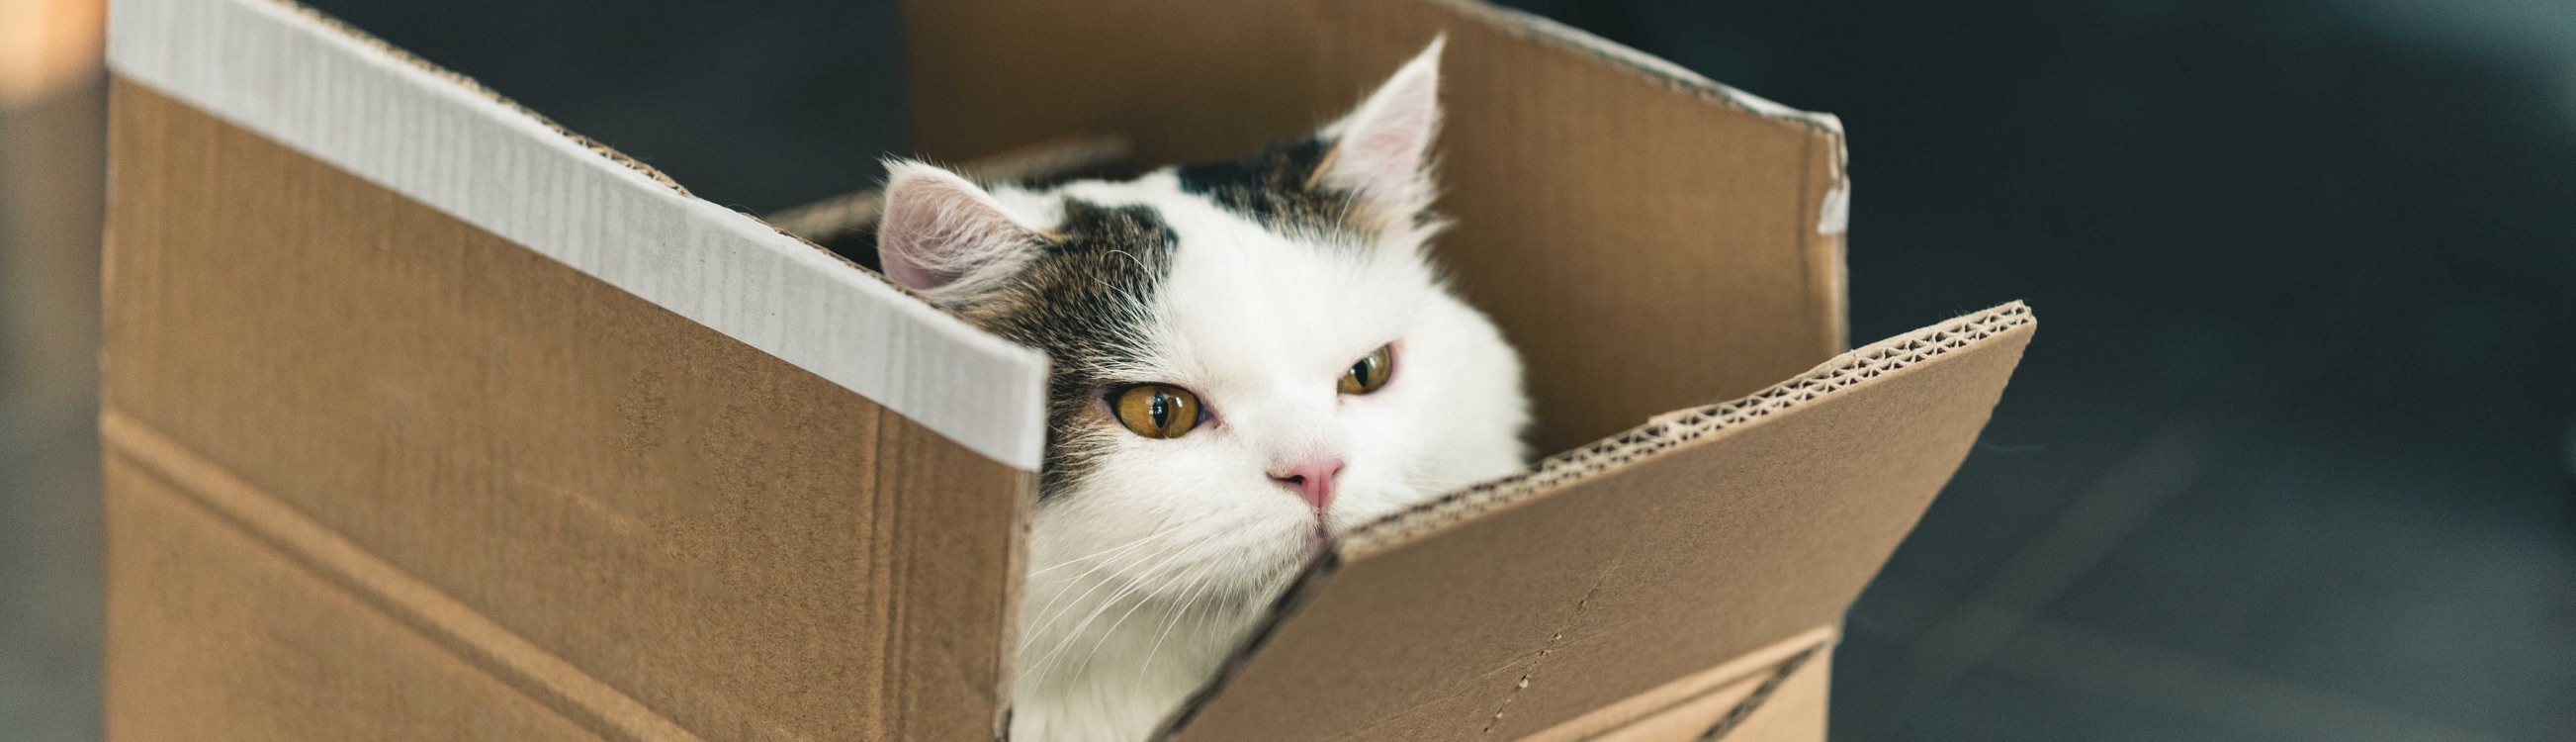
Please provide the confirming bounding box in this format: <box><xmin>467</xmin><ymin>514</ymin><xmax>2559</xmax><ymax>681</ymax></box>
<box><xmin>873</xmin><ymin>39</ymin><xmax>1529</xmax><ymax>742</ymax></box>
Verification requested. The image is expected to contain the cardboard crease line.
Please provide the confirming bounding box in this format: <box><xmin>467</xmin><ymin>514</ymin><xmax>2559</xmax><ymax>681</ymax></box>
<box><xmin>1516</xmin><ymin>626</ymin><xmax>1837</xmax><ymax>742</ymax></box>
<box><xmin>1479</xmin><ymin>551</ymin><xmax>1621</xmax><ymax>738</ymax></box>
<box><xmin>98</xmin><ymin>410</ymin><xmax>705</xmax><ymax>742</ymax></box>
<box><xmin>1694</xmin><ymin>644</ymin><xmax>1822</xmax><ymax>741</ymax></box>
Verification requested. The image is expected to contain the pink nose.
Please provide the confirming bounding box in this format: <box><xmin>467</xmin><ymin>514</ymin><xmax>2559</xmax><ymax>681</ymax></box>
<box><xmin>1271</xmin><ymin>458</ymin><xmax>1345</xmax><ymax>513</ymax></box>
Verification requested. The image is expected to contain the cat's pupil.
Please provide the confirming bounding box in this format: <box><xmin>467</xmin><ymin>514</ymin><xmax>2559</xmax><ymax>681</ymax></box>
<box><xmin>1150</xmin><ymin>392</ymin><xmax>1172</xmax><ymax>427</ymax></box>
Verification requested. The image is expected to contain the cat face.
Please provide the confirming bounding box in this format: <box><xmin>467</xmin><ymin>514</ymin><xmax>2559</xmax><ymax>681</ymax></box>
<box><xmin>874</xmin><ymin>42</ymin><xmax>1527</xmax><ymax>683</ymax></box>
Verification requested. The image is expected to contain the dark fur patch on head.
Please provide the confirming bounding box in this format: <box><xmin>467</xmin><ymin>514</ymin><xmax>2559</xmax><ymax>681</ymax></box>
<box><xmin>947</xmin><ymin>199</ymin><xmax>1179</xmax><ymax>498</ymax></box>
<box><xmin>1175</xmin><ymin>137</ymin><xmax>1368</xmax><ymax>241</ymax></box>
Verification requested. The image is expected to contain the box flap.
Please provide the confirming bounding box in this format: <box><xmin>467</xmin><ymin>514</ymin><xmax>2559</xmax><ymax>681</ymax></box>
<box><xmin>1161</xmin><ymin>304</ymin><xmax>2034</xmax><ymax>740</ymax></box>
<box><xmin>907</xmin><ymin>0</ymin><xmax>1851</xmax><ymax>454</ymax></box>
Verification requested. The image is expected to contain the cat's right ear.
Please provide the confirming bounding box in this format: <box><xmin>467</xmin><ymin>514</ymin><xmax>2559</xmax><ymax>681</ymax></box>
<box><xmin>876</xmin><ymin>159</ymin><xmax>1041</xmax><ymax>301</ymax></box>
<box><xmin>1310</xmin><ymin>37</ymin><xmax>1445</xmax><ymax>231</ymax></box>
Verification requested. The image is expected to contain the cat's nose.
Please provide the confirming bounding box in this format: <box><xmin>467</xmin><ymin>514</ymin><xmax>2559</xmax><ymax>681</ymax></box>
<box><xmin>1270</xmin><ymin>457</ymin><xmax>1345</xmax><ymax>514</ymax></box>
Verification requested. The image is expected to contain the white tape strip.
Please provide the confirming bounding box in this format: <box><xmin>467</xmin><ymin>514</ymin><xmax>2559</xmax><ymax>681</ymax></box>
<box><xmin>107</xmin><ymin>0</ymin><xmax>1048</xmax><ymax>470</ymax></box>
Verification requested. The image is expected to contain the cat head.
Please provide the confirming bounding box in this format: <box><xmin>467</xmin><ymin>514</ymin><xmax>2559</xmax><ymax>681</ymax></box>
<box><xmin>876</xmin><ymin>40</ymin><xmax>1527</xmax><ymax>612</ymax></box>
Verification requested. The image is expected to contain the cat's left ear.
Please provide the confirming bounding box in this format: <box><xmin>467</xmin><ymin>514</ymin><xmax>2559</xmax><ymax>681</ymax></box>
<box><xmin>1313</xmin><ymin>37</ymin><xmax>1445</xmax><ymax>228</ymax></box>
<box><xmin>876</xmin><ymin>159</ymin><xmax>1043</xmax><ymax>302</ymax></box>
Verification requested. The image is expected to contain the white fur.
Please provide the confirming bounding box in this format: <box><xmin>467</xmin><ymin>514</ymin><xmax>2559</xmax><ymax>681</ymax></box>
<box><xmin>1008</xmin><ymin>172</ymin><xmax>1526</xmax><ymax>741</ymax></box>
<box><xmin>879</xmin><ymin>41</ymin><xmax>1527</xmax><ymax>741</ymax></box>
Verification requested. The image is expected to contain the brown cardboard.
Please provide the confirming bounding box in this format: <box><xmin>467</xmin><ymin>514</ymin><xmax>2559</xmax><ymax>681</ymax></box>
<box><xmin>1162</xmin><ymin>307</ymin><xmax>2031</xmax><ymax>741</ymax></box>
<box><xmin>101</xmin><ymin>0</ymin><xmax>2032</xmax><ymax>740</ymax></box>
<box><xmin>1521</xmin><ymin>626</ymin><xmax>1833</xmax><ymax>742</ymax></box>
<box><xmin>103</xmin><ymin>453</ymin><xmax>614</xmax><ymax>742</ymax></box>
<box><xmin>104</xmin><ymin>80</ymin><xmax>1030</xmax><ymax>740</ymax></box>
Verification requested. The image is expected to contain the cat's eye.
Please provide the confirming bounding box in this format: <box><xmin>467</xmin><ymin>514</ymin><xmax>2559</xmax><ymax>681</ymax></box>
<box><xmin>1112</xmin><ymin>384</ymin><xmax>1202</xmax><ymax>439</ymax></box>
<box><xmin>1339</xmin><ymin>345</ymin><xmax>1394</xmax><ymax>395</ymax></box>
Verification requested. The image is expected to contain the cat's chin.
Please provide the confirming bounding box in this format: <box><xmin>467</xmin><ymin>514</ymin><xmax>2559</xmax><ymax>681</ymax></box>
<box><xmin>1157</xmin><ymin>522</ymin><xmax>1327</xmax><ymax>623</ymax></box>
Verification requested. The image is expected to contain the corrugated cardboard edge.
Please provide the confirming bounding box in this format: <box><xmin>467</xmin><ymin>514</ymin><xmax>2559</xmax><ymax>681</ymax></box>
<box><xmin>1350</xmin><ymin>301</ymin><xmax>2031</xmax><ymax>553</ymax></box>
<box><xmin>1155</xmin><ymin>302</ymin><xmax>2033</xmax><ymax>739</ymax></box>
<box><xmin>103</xmin><ymin>0</ymin><xmax>1048</xmax><ymax>470</ymax></box>
<box><xmin>1520</xmin><ymin>625</ymin><xmax>1834</xmax><ymax>742</ymax></box>
<box><xmin>1690</xmin><ymin>643</ymin><xmax>1822</xmax><ymax>742</ymax></box>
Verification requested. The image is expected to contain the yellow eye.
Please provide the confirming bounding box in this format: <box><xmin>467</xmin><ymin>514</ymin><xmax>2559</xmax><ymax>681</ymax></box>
<box><xmin>1339</xmin><ymin>344</ymin><xmax>1393</xmax><ymax>395</ymax></box>
<box><xmin>1112</xmin><ymin>384</ymin><xmax>1202</xmax><ymax>438</ymax></box>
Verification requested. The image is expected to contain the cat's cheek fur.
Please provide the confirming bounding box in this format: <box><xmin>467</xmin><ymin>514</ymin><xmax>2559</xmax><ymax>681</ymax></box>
<box><xmin>1333</xmin><ymin>295</ymin><xmax>1531</xmax><ymax>529</ymax></box>
<box><xmin>990</xmin><ymin>40</ymin><xmax>1522</xmax><ymax>741</ymax></box>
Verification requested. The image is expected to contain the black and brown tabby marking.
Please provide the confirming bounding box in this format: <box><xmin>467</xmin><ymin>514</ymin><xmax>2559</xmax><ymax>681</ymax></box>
<box><xmin>947</xmin><ymin>199</ymin><xmax>1180</xmax><ymax>498</ymax></box>
<box><xmin>1176</xmin><ymin>137</ymin><xmax>1370</xmax><ymax>242</ymax></box>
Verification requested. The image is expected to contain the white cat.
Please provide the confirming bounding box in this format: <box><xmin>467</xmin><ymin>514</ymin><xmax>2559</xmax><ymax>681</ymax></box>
<box><xmin>873</xmin><ymin>39</ymin><xmax>1529</xmax><ymax>741</ymax></box>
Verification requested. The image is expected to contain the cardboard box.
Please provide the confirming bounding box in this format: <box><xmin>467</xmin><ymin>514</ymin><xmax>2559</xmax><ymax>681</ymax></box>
<box><xmin>99</xmin><ymin>0</ymin><xmax>2034</xmax><ymax>739</ymax></box>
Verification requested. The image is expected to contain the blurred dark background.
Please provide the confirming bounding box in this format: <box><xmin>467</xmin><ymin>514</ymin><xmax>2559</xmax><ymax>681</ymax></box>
<box><xmin>4</xmin><ymin>0</ymin><xmax>2571</xmax><ymax>740</ymax></box>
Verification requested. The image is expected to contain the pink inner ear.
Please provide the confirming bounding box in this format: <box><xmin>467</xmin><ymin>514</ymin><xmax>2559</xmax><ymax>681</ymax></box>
<box><xmin>879</xmin><ymin>184</ymin><xmax>968</xmax><ymax>290</ymax></box>
<box><xmin>1333</xmin><ymin>103</ymin><xmax>1434</xmax><ymax>195</ymax></box>
<box><xmin>877</xmin><ymin>163</ymin><xmax>1027</xmax><ymax>293</ymax></box>
<box><xmin>1321</xmin><ymin>38</ymin><xmax>1443</xmax><ymax>203</ymax></box>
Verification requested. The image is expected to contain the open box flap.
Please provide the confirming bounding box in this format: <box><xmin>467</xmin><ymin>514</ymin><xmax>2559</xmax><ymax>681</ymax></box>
<box><xmin>1159</xmin><ymin>304</ymin><xmax>2034</xmax><ymax>740</ymax></box>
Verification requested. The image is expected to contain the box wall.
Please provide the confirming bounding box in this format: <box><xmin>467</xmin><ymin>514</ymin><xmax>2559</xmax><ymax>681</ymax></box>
<box><xmin>103</xmin><ymin>454</ymin><xmax>609</xmax><ymax>742</ymax></box>
<box><xmin>103</xmin><ymin>80</ymin><xmax>1029</xmax><ymax>741</ymax></box>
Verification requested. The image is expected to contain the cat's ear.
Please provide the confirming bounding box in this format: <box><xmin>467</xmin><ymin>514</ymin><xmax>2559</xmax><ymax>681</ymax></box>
<box><xmin>1314</xmin><ymin>37</ymin><xmax>1445</xmax><ymax>221</ymax></box>
<box><xmin>876</xmin><ymin>160</ymin><xmax>1042</xmax><ymax>300</ymax></box>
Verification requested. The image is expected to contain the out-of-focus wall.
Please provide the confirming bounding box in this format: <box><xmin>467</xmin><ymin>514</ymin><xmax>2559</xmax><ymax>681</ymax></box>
<box><xmin>0</xmin><ymin>0</ymin><xmax>106</xmax><ymax>739</ymax></box>
<box><xmin>0</xmin><ymin>0</ymin><xmax>102</xmax><ymax>104</ymax></box>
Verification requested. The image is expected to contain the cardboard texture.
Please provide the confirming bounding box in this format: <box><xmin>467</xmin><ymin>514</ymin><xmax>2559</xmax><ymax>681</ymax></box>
<box><xmin>103</xmin><ymin>453</ymin><xmax>614</xmax><ymax>742</ymax></box>
<box><xmin>104</xmin><ymin>79</ymin><xmax>1029</xmax><ymax>740</ymax></box>
<box><xmin>100</xmin><ymin>0</ymin><xmax>2032</xmax><ymax>740</ymax></box>
<box><xmin>1161</xmin><ymin>308</ymin><xmax>2030</xmax><ymax>741</ymax></box>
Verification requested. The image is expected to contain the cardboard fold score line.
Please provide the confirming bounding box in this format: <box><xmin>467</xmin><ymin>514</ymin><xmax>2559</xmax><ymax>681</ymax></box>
<box><xmin>1518</xmin><ymin>625</ymin><xmax>1835</xmax><ymax>742</ymax></box>
<box><xmin>1692</xmin><ymin>644</ymin><xmax>1822</xmax><ymax>741</ymax></box>
<box><xmin>97</xmin><ymin>411</ymin><xmax>702</xmax><ymax>742</ymax></box>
